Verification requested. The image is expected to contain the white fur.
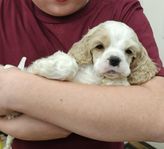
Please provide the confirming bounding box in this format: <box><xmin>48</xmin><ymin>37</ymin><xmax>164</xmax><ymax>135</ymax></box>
<box><xmin>27</xmin><ymin>51</ymin><xmax>78</xmax><ymax>80</ymax></box>
<box><xmin>28</xmin><ymin>21</ymin><xmax>141</xmax><ymax>86</ymax></box>
<box><xmin>93</xmin><ymin>21</ymin><xmax>140</xmax><ymax>85</ymax></box>
<box><xmin>27</xmin><ymin>51</ymin><xmax>129</xmax><ymax>86</ymax></box>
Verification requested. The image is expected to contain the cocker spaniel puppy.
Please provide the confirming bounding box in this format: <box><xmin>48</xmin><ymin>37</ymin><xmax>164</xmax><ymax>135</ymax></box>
<box><xmin>3</xmin><ymin>21</ymin><xmax>158</xmax><ymax>149</ymax></box>
<box><xmin>27</xmin><ymin>21</ymin><xmax>158</xmax><ymax>86</ymax></box>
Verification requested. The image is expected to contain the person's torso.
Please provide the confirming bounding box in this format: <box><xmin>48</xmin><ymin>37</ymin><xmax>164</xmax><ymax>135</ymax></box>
<box><xmin>0</xmin><ymin>0</ymin><xmax>119</xmax><ymax>66</ymax></box>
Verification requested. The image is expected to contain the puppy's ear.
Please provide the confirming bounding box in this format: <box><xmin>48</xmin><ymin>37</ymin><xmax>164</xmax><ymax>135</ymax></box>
<box><xmin>128</xmin><ymin>44</ymin><xmax>158</xmax><ymax>85</ymax></box>
<box><xmin>68</xmin><ymin>25</ymin><xmax>105</xmax><ymax>65</ymax></box>
<box><xmin>68</xmin><ymin>33</ymin><xmax>92</xmax><ymax>65</ymax></box>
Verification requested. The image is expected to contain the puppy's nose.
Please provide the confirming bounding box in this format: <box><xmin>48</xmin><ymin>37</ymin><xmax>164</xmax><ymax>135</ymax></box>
<box><xmin>108</xmin><ymin>56</ymin><xmax>121</xmax><ymax>66</ymax></box>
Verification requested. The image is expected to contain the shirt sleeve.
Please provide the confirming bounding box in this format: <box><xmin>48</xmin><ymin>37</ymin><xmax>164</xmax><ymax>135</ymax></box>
<box><xmin>158</xmin><ymin>67</ymin><xmax>164</xmax><ymax>76</ymax></box>
<box><xmin>114</xmin><ymin>0</ymin><xmax>164</xmax><ymax>77</ymax></box>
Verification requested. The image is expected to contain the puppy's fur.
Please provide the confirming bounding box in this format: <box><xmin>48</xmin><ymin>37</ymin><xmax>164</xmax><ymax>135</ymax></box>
<box><xmin>28</xmin><ymin>21</ymin><xmax>157</xmax><ymax>86</ymax></box>
<box><xmin>3</xmin><ymin>21</ymin><xmax>158</xmax><ymax>149</ymax></box>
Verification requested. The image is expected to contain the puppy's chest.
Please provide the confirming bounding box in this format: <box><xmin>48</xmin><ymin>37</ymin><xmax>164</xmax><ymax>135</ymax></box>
<box><xmin>73</xmin><ymin>65</ymin><xmax>130</xmax><ymax>86</ymax></box>
<box><xmin>73</xmin><ymin>65</ymin><xmax>102</xmax><ymax>84</ymax></box>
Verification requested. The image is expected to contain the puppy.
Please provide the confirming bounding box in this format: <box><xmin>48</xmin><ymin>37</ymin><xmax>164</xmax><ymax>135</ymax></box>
<box><xmin>3</xmin><ymin>21</ymin><xmax>158</xmax><ymax>149</ymax></box>
<box><xmin>27</xmin><ymin>21</ymin><xmax>158</xmax><ymax>86</ymax></box>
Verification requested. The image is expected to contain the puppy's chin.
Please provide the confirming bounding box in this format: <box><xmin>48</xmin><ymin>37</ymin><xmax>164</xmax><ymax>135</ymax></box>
<box><xmin>100</xmin><ymin>68</ymin><xmax>131</xmax><ymax>79</ymax></box>
<box><xmin>103</xmin><ymin>71</ymin><xmax>125</xmax><ymax>79</ymax></box>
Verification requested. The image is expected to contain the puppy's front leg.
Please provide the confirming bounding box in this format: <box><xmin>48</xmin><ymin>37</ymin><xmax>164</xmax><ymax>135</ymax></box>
<box><xmin>27</xmin><ymin>51</ymin><xmax>78</xmax><ymax>81</ymax></box>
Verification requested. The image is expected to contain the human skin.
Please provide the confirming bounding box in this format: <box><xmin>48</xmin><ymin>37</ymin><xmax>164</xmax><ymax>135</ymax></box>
<box><xmin>32</xmin><ymin>0</ymin><xmax>89</xmax><ymax>16</ymax></box>
<box><xmin>0</xmin><ymin>67</ymin><xmax>164</xmax><ymax>142</ymax></box>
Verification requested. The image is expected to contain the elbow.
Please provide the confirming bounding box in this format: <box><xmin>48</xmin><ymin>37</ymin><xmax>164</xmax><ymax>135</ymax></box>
<box><xmin>152</xmin><ymin>125</ymin><xmax>164</xmax><ymax>142</ymax></box>
<box><xmin>149</xmin><ymin>115</ymin><xmax>164</xmax><ymax>142</ymax></box>
<box><xmin>150</xmin><ymin>131</ymin><xmax>164</xmax><ymax>142</ymax></box>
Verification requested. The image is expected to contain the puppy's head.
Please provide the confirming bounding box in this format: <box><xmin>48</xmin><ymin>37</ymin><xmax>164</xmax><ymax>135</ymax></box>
<box><xmin>68</xmin><ymin>21</ymin><xmax>157</xmax><ymax>84</ymax></box>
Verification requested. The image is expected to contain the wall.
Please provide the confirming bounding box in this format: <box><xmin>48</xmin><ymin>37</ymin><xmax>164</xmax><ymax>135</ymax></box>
<box><xmin>140</xmin><ymin>0</ymin><xmax>164</xmax><ymax>63</ymax></box>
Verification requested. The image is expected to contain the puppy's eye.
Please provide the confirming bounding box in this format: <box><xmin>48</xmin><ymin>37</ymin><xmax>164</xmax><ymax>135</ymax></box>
<box><xmin>95</xmin><ymin>44</ymin><xmax>104</xmax><ymax>50</ymax></box>
<box><xmin>125</xmin><ymin>48</ymin><xmax>133</xmax><ymax>55</ymax></box>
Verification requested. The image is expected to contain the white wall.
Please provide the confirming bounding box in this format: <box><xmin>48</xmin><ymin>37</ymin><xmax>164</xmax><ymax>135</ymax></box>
<box><xmin>139</xmin><ymin>1</ymin><xmax>164</xmax><ymax>148</ymax></box>
<box><xmin>140</xmin><ymin>0</ymin><xmax>164</xmax><ymax>63</ymax></box>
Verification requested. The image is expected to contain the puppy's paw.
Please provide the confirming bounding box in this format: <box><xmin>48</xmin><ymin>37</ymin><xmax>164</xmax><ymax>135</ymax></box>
<box><xmin>27</xmin><ymin>51</ymin><xmax>78</xmax><ymax>80</ymax></box>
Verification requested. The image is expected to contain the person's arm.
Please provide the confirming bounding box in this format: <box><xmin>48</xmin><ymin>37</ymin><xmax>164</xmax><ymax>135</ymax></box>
<box><xmin>0</xmin><ymin>114</ymin><xmax>71</xmax><ymax>140</ymax></box>
<box><xmin>0</xmin><ymin>67</ymin><xmax>72</xmax><ymax>141</ymax></box>
<box><xmin>1</xmin><ymin>68</ymin><xmax>164</xmax><ymax>142</ymax></box>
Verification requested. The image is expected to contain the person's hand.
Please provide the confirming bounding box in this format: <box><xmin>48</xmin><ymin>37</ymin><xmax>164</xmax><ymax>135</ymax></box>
<box><xmin>0</xmin><ymin>114</ymin><xmax>71</xmax><ymax>140</ymax></box>
<box><xmin>0</xmin><ymin>65</ymin><xmax>15</xmax><ymax>116</ymax></box>
<box><xmin>0</xmin><ymin>65</ymin><xmax>33</xmax><ymax>116</ymax></box>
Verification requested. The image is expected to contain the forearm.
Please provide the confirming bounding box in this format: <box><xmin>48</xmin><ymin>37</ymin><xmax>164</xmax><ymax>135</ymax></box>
<box><xmin>18</xmin><ymin>120</ymin><xmax>71</xmax><ymax>141</ymax></box>
<box><xmin>0</xmin><ymin>114</ymin><xmax>71</xmax><ymax>141</ymax></box>
<box><xmin>4</xmin><ymin>71</ymin><xmax>164</xmax><ymax>142</ymax></box>
<box><xmin>21</xmin><ymin>124</ymin><xmax>71</xmax><ymax>141</ymax></box>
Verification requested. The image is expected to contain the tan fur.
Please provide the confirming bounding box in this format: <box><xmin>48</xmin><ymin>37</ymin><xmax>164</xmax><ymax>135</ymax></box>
<box><xmin>128</xmin><ymin>44</ymin><xmax>158</xmax><ymax>85</ymax></box>
<box><xmin>68</xmin><ymin>25</ymin><xmax>110</xmax><ymax>65</ymax></box>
